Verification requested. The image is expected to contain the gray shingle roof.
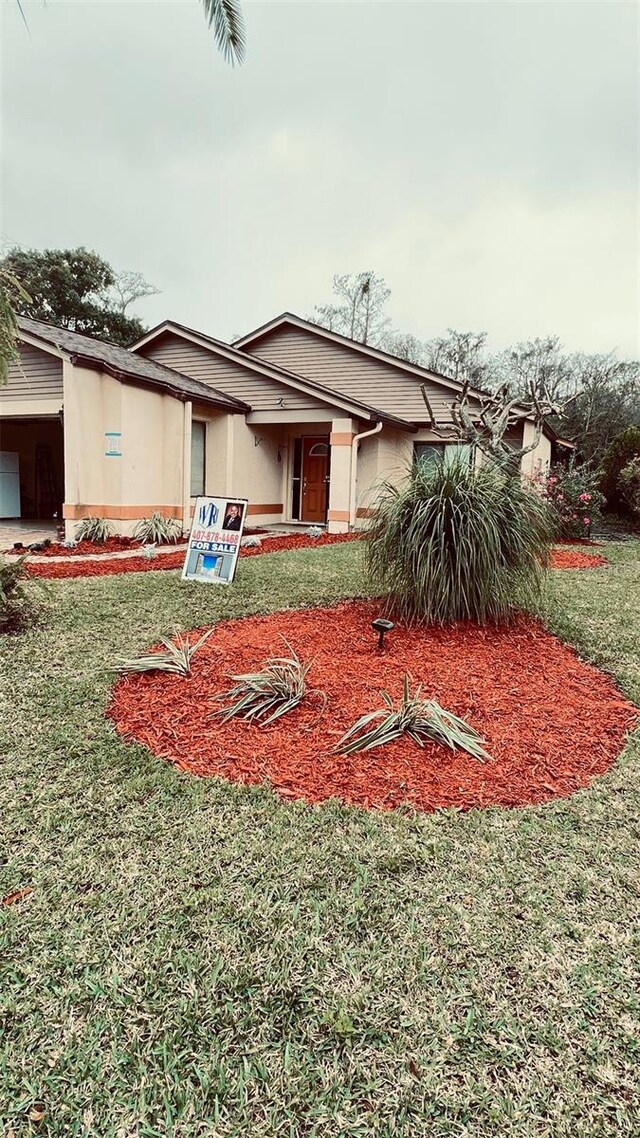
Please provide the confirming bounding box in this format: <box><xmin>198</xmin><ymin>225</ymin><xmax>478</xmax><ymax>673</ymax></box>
<box><xmin>17</xmin><ymin>317</ymin><xmax>249</xmax><ymax>413</ymax></box>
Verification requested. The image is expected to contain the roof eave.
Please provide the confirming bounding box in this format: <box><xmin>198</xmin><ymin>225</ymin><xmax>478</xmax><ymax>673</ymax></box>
<box><xmin>68</xmin><ymin>353</ymin><xmax>248</xmax><ymax>413</ymax></box>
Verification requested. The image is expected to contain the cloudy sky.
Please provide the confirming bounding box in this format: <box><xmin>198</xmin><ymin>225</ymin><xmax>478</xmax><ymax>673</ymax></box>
<box><xmin>1</xmin><ymin>0</ymin><xmax>638</xmax><ymax>356</ymax></box>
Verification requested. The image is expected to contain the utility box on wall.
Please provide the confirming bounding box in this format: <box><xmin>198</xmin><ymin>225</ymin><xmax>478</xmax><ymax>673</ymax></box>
<box><xmin>0</xmin><ymin>451</ymin><xmax>20</xmax><ymax>518</ymax></box>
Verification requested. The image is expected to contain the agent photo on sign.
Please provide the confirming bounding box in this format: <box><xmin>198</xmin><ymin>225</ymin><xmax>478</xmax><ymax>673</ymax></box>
<box><xmin>222</xmin><ymin>502</ymin><xmax>245</xmax><ymax>532</ymax></box>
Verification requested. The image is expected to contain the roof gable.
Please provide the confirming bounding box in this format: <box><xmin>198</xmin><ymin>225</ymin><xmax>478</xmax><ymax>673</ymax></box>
<box><xmin>235</xmin><ymin>312</ymin><xmax>479</xmax><ymax>396</ymax></box>
<box><xmin>132</xmin><ymin>320</ymin><xmax>416</xmax><ymax>431</ymax></box>
<box><xmin>234</xmin><ymin>314</ymin><xmax>473</xmax><ymax>426</ymax></box>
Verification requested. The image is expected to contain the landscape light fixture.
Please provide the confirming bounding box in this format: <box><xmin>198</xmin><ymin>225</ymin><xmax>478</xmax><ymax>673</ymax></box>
<box><xmin>372</xmin><ymin>617</ymin><xmax>394</xmax><ymax>650</ymax></box>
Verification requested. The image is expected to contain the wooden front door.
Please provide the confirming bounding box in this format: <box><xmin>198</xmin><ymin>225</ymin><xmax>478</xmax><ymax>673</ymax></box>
<box><xmin>301</xmin><ymin>436</ymin><xmax>329</xmax><ymax>523</ymax></box>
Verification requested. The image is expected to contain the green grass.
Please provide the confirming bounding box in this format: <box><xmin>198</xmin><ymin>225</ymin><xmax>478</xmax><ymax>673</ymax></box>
<box><xmin>1</xmin><ymin>542</ymin><xmax>639</xmax><ymax>1137</ymax></box>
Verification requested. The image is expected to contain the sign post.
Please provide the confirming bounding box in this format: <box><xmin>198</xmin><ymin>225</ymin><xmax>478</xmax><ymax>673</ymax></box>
<box><xmin>182</xmin><ymin>496</ymin><xmax>248</xmax><ymax>585</ymax></box>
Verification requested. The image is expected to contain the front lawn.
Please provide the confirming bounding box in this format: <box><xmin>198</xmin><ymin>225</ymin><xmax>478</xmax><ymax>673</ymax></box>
<box><xmin>1</xmin><ymin>542</ymin><xmax>639</xmax><ymax>1136</ymax></box>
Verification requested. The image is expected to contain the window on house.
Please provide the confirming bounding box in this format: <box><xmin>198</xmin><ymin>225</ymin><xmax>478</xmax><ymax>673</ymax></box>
<box><xmin>414</xmin><ymin>442</ymin><xmax>472</xmax><ymax>468</ymax></box>
<box><xmin>190</xmin><ymin>421</ymin><xmax>206</xmax><ymax>497</ymax></box>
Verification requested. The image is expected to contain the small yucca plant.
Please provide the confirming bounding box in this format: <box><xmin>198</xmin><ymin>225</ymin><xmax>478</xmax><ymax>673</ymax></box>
<box><xmin>333</xmin><ymin>674</ymin><xmax>490</xmax><ymax>761</ymax></box>
<box><xmin>133</xmin><ymin>513</ymin><xmax>182</xmax><ymax>545</ymax></box>
<box><xmin>116</xmin><ymin>629</ymin><xmax>213</xmax><ymax>677</ymax></box>
<box><xmin>214</xmin><ymin>640</ymin><xmax>322</xmax><ymax>726</ymax></box>
<box><xmin>75</xmin><ymin>516</ymin><xmax>113</xmax><ymax>543</ymax></box>
<box><xmin>365</xmin><ymin>454</ymin><xmax>553</xmax><ymax>625</ymax></box>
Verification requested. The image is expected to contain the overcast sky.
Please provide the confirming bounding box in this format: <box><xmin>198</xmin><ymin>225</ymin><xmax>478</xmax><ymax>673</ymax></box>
<box><xmin>1</xmin><ymin>0</ymin><xmax>638</xmax><ymax>356</ymax></box>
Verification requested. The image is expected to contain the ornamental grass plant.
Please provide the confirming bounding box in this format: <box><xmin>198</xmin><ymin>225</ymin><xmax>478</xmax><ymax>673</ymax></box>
<box><xmin>365</xmin><ymin>454</ymin><xmax>553</xmax><ymax>625</ymax></box>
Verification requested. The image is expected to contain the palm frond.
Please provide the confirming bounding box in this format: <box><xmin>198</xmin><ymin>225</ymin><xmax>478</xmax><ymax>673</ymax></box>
<box><xmin>201</xmin><ymin>0</ymin><xmax>246</xmax><ymax>65</ymax></box>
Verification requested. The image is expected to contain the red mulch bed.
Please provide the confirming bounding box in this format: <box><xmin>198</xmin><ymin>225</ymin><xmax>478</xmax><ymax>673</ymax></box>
<box><xmin>33</xmin><ymin>536</ymin><xmax>140</xmax><ymax>557</ymax></box>
<box><xmin>550</xmin><ymin>548</ymin><xmax>608</xmax><ymax>570</ymax></box>
<box><xmin>13</xmin><ymin>528</ymin><xmax>268</xmax><ymax>558</ymax></box>
<box><xmin>108</xmin><ymin>601</ymin><xmax>637</xmax><ymax>813</ymax></box>
<box><xmin>25</xmin><ymin>532</ymin><xmax>360</xmax><ymax>579</ymax></box>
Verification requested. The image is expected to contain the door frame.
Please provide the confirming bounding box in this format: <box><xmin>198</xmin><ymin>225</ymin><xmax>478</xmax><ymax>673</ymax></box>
<box><xmin>297</xmin><ymin>434</ymin><xmax>330</xmax><ymax>524</ymax></box>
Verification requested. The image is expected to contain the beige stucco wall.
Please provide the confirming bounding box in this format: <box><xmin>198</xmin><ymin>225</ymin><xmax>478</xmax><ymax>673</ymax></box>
<box><xmin>62</xmin><ymin>363</ymin><xmax>195</xmax><ymax>538</ymax></box>
<box><xmin>521</xmin><ymin>422</ymin><xmax>552</xmax><ymax>478</ymax></box>
<box><xmin>227</xmin><ymin>418</ymin><xmax>285</xmax><ymax>526</ymax></box>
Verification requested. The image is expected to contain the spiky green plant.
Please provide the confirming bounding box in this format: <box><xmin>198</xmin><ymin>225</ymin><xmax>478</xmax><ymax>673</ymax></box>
<box><xmin>133</xmin><ymin>513</ymin><xmax>182</xmax><ymax>545</ymax></box>
<box><xmin>75</xmin><ymin>516</ymin><xmax>114</xmax><ymax>544</ymax></box>
<box><xmin>333</xmin><ymin>674</ymin><xmax>490</xmax><ymax>761</ymax></box>
<box><xmin>365</xmin><ymin>454</ymin><xmax>553</xmax><ymax>625</ymax></box>
<box><xmin>0</xmin><ymin>556</ymin><xmax>35</xmax><ymax>633</ymax></box>
<box><xmin>116</xmin><ymin>629</ymin><xmax>214</xmax><ymax>678</ymax></box>
<box><xmin>214</xmin><ymin>641</ymin><xmax>322</xmax><ymax>726</ymax></box>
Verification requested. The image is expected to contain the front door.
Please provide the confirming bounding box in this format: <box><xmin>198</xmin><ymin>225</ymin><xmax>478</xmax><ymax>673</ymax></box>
<box><xmin>301</xmin><ymin>436</ymin><xmax>329</xmax><ymax>523</ymax></box>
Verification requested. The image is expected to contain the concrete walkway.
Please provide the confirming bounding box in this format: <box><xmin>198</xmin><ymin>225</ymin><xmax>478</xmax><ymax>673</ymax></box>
<box><xmin>0</xmin><ymin>520</ymin><xmax>60</xmax><ymax>548</ymax></box>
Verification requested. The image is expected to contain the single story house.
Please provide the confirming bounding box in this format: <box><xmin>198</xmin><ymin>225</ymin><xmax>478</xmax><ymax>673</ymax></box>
<box><xmin>0</xmin><ymin>312</ymin><xmax>558</xmax><ymax>538</ymax></box>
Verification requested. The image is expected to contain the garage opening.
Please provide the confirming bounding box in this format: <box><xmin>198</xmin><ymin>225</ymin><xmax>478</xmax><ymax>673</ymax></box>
<box><xmin>0</xmin><ymin>417</ymin><xmax>64</xmax><ymax>520</ymax></box>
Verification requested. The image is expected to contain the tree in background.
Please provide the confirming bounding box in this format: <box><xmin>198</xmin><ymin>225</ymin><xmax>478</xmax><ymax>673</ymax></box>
<box><xmin>494</xmin><ymin>336</ymin><xmax>571</xmax><ymax>402</ymax></box>
<box><xmin>423</xmin><ymin>329</ymin><xmax>491</xmax><ymax>387</ymax></box>
<box><xmin>599</xmin><ymin>427</ymin><xmax>640</xmax><ymax>512</ymax></box>
<box><xmin>311</xmin><ymin>271</ymin><xmax>392</xmax><ymax>347</ymax></box>
<box><xmin>557</xmin><ymin>354</ymin><xmax>640</xmax><ymax>463</ymax></box>
<box><xmin>0</xmin><ymin>268</ymin><xmax>31</xmax><ymax>385</ymax></box>
<box><xmin>617</xmin><ymin>457</ymin><xmax>640</xmax><ymax>518</ymax></box>
<box><xmin>383</xmin><ymin>331</ymin><xmax>425</xmax><ymax>365</ymax></box>
<box><xmin>0</xmin><ymin>247</ymin><xmax>158</xmax><ymax>348</ymax></box>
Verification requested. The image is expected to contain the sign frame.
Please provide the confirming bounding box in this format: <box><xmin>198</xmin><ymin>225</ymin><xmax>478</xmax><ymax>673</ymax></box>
<box><xmin>181</xmin><ymin>496</ymin><xmax>249</xmax><ymax>585</ymax></box>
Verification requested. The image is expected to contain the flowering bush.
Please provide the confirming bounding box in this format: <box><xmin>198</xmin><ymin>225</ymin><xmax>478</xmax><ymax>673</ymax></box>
<box><xmin>532</xmin><ymin>461</ymin><xmax>604</xmax><ymax>539</ymax></box>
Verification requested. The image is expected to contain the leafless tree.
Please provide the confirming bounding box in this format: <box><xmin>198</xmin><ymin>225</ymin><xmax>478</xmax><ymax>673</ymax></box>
<box><xmin>110</xmin><ymin>271</ymin><xmax>159</xmax><ymax>314</ymax></box>
<box><xmin>383</xmin><ymin>330</ymin><xmax>425</xmax><ymax>365</ymax></box>
<box><xmin>423</xmin><ymin>329</ymin><xmax>490</xmax><ymax>387</ymax></box>
<box><xmin>312</xmin><ymin>271</ymin><xmax>391</xmax><ymax>346</ymax></box>
<box><xmin>422</xmin><ymin>379</ymin><xmax>580</xmax><ymax>466</ymax></box>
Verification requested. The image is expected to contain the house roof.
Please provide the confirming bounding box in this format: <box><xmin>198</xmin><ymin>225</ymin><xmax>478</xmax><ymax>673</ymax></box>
<box><xmin>17</xmin><ymin>317</ymin><xmax>250</xmax><ymax>413</ymax></box>
<box><xmin>132</xmin><ymin>319</ymin><xmax>417</xmax><ymax>432</ymax></box>
<box><xmin>233</xmin><ymin>311</ymin><xmax>492</xmax><ymax>401</ymax></box>
<box><xmin>234</xmin><ymin>311</ymin><xmax>558</xmax><ymax>439</ymax></box>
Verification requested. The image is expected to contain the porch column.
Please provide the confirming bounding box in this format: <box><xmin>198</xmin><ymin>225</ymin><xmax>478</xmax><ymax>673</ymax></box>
<box><xmin>328</xmin><ymin>418</ymin><xmax>356</xmax><ymax>533</ymax></box>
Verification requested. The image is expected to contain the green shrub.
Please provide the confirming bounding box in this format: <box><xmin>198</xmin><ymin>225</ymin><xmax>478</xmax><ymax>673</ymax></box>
<box><xmin>365</xmin><ymin>455</ymin><xmax>553</xmax><ymax>625</ymax></box>
<box><xmin>0</xmin><ymin>556</ymin><xmax>35</xmax><ymax>633</ymax></box>
<box><xmin>75</xmin><ymin>516</ymin><xmax>113</xmax><ymax>543</ymax></box>
<box><xmin>533</xmin><ymin>460</ymin><xmax>604</xmax><ymax>539</ymax></box>
<box><xmin>599</xmin><ymin>427</ymin><xmax>640</xmax><ymax>511</ymax></box>
<box><xmin>133</xmin><ymin>512</ymin><xmax>182</xmax><ymax>545</ymax></box>
<box><xmin>618</xmin><ymin>456</ymin><xmax>640</xmax><ymax>516</ymax></box>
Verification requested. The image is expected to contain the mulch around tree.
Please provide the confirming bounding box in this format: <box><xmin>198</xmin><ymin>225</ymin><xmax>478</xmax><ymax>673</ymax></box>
<box><xmin>24</xmin><ymin>533</ymin><xmax>360</xmax><ymax>578</ymax></box>
<box><xmin>109</xmin><ymin>600</ymin><xmax>637</xmax><ymax>813</ymax></box>
<box><xmin>550</xmin><ymin>548</ymin><xmax>608</xmax><ymax>570</ymax></box>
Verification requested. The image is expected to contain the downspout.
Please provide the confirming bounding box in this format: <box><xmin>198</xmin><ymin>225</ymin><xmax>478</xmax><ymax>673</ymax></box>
<box><xmin>349</xmin><ymin>420</ymin><xmax>383</xmax><ymax>530</ymax></box>
<box><xmin>181</xmin><ymin>400</ymin><xmax>192</xmax><ymax>537</ymax></box>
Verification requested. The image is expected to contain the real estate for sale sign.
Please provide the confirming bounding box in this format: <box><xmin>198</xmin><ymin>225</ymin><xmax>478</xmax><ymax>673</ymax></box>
<box><xmin>182</xmin><ymin>496</ymin><xmax>248</xmax><ymax>584</ymax></box>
